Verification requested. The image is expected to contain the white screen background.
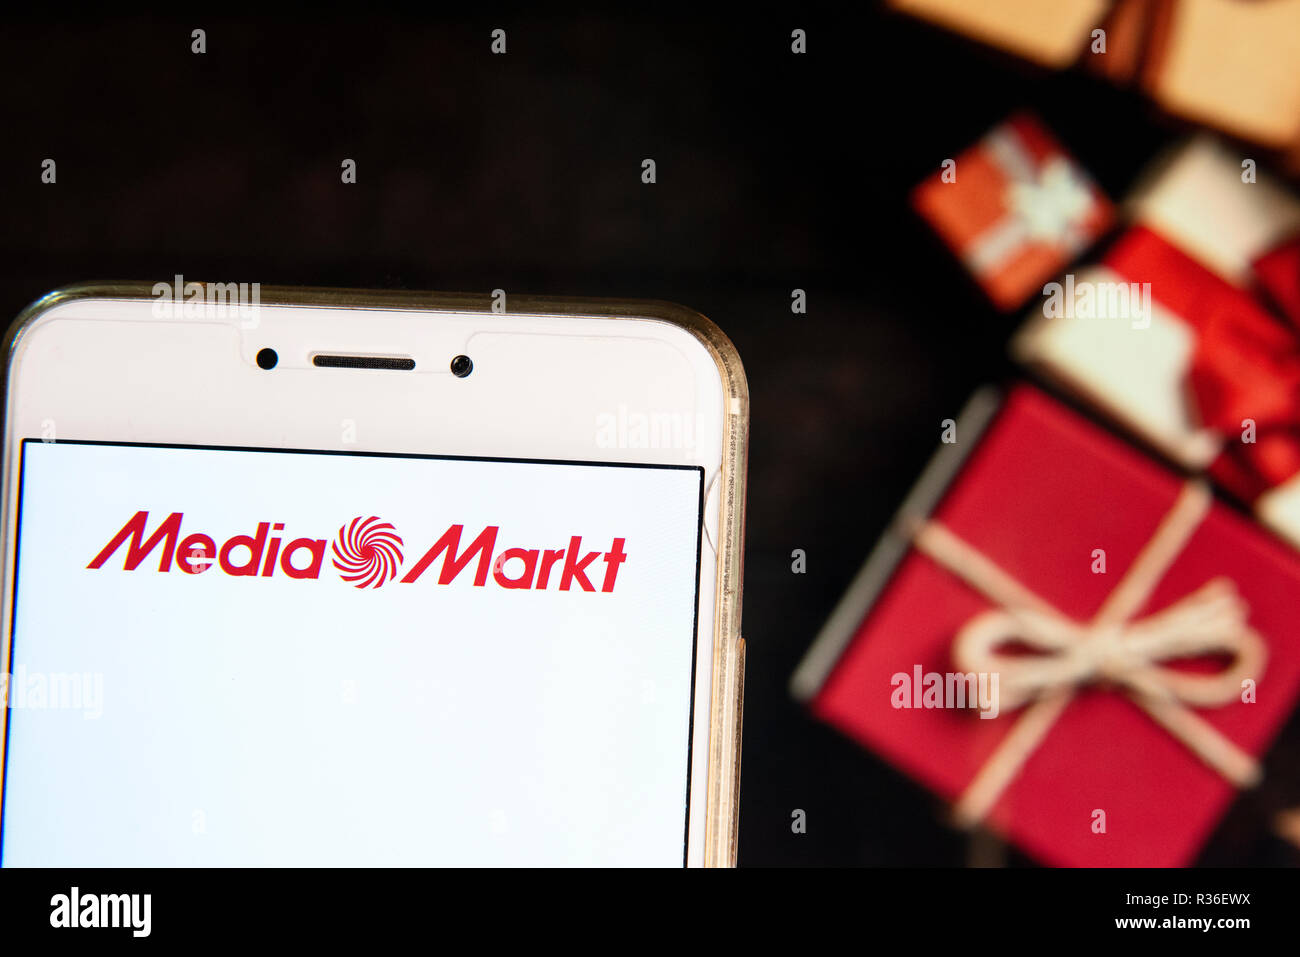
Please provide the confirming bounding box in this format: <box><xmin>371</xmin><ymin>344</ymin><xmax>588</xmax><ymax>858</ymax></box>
<box><xmin>2</xmin><ymin>441</ymin><xmax>703</xmax><ymax>866</ymax></box>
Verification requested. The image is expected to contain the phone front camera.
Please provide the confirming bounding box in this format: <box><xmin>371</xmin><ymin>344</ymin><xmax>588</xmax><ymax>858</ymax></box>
<box><xmin>256</xmin><ymin>348</ymin><xmax>278</xmax><ymax>370</ymax></box>
<box><xmin>450</xmin><ymin>354</ymin><xmax>473</xmax><ymax>378</ymax></box>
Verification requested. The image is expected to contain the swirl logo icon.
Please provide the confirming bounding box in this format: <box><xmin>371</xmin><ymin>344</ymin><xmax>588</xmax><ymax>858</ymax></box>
<box><xmin>331</xmin><ymin>516</ymin><xmax>404</xmax><ymax>589</ymax></box>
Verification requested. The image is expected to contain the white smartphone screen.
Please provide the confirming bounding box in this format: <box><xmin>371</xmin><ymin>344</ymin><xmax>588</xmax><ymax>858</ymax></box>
<box><xmin>1</xmin><ymin>439</ymin><xmax>704</xmax><ymax>866</ymax></box>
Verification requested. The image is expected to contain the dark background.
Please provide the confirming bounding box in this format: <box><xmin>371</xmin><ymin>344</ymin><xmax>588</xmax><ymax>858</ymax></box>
<box><xmin>3</xmin><ymin>7</ymin><xmax>1297</xmax><ymax>866</ymax></box>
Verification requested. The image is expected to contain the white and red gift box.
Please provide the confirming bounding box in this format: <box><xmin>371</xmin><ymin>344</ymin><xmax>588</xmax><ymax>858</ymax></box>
<box><xmin>1014</xmin><ymin>136</ymin><xmax>1300</xmax><ymax>548</ymax></box>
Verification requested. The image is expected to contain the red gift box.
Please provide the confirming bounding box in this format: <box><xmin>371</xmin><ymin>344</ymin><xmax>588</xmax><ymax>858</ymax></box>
<box><xmin>911</xmin><ymin>113</ymin><xmax>1114</xmax><ymax>310</ymax></box>
<box><xmin>793</xmin><ymin>385</ymin><xmax>1300</xmax><ymax>866</ymax></box>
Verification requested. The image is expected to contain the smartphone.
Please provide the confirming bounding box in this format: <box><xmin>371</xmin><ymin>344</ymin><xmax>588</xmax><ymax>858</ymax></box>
<box><xmin>0</xmin><ymin>283</ymin><xmax>746</xmax><ymax>867</ymax></box>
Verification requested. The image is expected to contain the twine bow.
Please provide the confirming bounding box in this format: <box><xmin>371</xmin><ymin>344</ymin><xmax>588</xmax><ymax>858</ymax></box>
<box><xmin>910</xmin><ymin>482</ymin><xmax>1267</xmax><ymax>828</ymax></box>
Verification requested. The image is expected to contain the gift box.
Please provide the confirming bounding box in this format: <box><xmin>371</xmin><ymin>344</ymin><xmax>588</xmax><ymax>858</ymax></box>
<box><xmin>1143</xmin><ymin>0</ymin><xmax>1300</xmax><ymax>153</ymax></box>
<box><xmin>911</xmin><ymin>114</ymin><xmax>1114</xmax><ymax>311</ymax></box>
<box><xmin>892</xmin><ymin>0</ymin><xmax>1300</xmax><ymax>165</ymax></box>
<box><xmin>791</xmin><ymin>385</ymin><xmax>1300</xmax><ymax>867</ymax></box>
<box><xmin>1014</xmin><ymin>136</ymin><xmax>1300</xmax><ymax>547</ymax></box>
<box><xmin>1126</xmin><ymin>135</ymin><xmax>1300</xmax><ymax>286</ymax></box>
<box><xmin>888</xmin><ymin>0</ymin><xmax>1111</xmax><ymax>68</ymax></box>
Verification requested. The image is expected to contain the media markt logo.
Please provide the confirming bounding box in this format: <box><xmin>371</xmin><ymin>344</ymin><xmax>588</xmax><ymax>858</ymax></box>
<box><xmin>331</xmin><ymin>516</ymin><xmax>404</xmax><ymax>589</ymax></box>
<box><xmin>86</xmin><ymin>511</ymin><xmax>629</xmax><ymax>592</ymax></box>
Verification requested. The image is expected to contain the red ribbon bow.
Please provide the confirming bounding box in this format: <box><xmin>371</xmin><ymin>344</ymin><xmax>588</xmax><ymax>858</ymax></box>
<box><xmin>1112</xmin><ymin>227</ymin><xmax>1300</xmax><ymax>502</ymax></box>
<box><xmin>1191</xmin><ymin>267</ymin><xmax>1300</xmax><ymax>500</ymax></box>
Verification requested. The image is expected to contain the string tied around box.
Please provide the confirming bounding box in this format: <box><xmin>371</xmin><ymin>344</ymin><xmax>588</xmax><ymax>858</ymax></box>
<box><xmin>908</xmin><ymin>481</ymin><xmax>1267</xmax><ymax>828</ymax></box>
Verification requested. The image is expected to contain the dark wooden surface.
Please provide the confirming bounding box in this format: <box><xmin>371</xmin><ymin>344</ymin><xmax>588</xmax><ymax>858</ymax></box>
<box><xmin>3</xmin><ymin>8</ymin><xmax>1297</xmax><ymax>866</ymax></box>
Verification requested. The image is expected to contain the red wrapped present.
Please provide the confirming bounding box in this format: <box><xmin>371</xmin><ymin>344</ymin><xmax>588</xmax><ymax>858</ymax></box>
<box><xmin>912</xmin><ymin>114</ymin><xmax>1114</xmax><ymax>311</ymax></box>
<box><xmin>791</xmin><ymin>385</ymin><xmax>1300</xmax><ymax>867</ymax></box>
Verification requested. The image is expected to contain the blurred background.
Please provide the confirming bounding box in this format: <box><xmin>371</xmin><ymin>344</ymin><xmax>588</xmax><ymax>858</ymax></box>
<box><xmin>3</xmin><ymin>4</ymin><xmax>1298</xmax><ymax>865</ymax></box>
